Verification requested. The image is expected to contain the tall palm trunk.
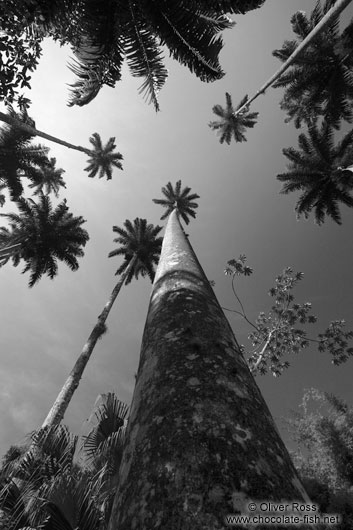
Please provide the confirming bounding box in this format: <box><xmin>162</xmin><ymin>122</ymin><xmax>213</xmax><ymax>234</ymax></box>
<box><xmin>108</xmin><ymin>210</ymin><xmax>309</xmax><ymax>529</ymax></box>
<box><xmin>42</xmin><ymin>256</ymin><xmax>137</xmax><ymax>428</ymax></box>
<box><xmin>235</xmin><ymin>0</ymin><xmax>352</xmax><ymax>116</ymax></box>
<box><xmin>0</xmin><ymin>111</ymin><xmax>91</xmax><ymax>154</ymax></box>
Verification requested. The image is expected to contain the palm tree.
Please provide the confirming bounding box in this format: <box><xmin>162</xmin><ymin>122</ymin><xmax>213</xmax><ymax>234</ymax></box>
<box><xmin>209</xmin><ymin>93</ymin><xmax>259</xmax><ymax>143</ymax></box>
<box><xmin>152</xmin><ymin>180</ymin><xmax>200</xmax><ymax>224</ymax></box>
<box><xmin>107</xmin><ymin>209</ymin><xmax>309</xmax><ymax>529</ymax></box>
<box><xmin>0</xmin><ymin>105</ymin><xmax>49</xmax><ymax>200</ymax></box>
<box><xmin>80</xmin><ymin>392</ymin><xmax>128</xmax><ymax>527</ymax></box>
<box><xmin>210</xmin><ymin>0</ymin><xmax>352</xmax><ymax>143</ymax></box>
<box><xmin>42</xmin><ymin>218</ymin><xmax>162</xmax><ymax>428</ymax></box>
<box><xmin>0</xmin><ymin>109</ymin><xmax>124</xmax><ymax>181</ymax></box>
<box><xmin>277</xmin><ymin>123</ymin><xmax>353</xmax><ymax>224</ymax></box>
<box><xmin>28</xmin><ymin>156</ymin><xmax>66</xmax><ymax>197</ymax></box>
<box><xmin>9</xmin><ymin>1</ymin><xmax>265</xmax><ymax>111</ymax></box>
<box><xmin>85</xmin><ymin>133</ymin><xmax>123</xmax><ymax>180</ymax></box>
<box><xmin>0</xmin><ymin>194</ymin><xmax>89</xmax><ymax>286</ymax></box>
<box><xmin>0</xmin><ymin>392</ymin><xmax>128</xmax><ymax>530</ymax></box>
<box><xmin>0</xmin><ymin>425</ymin><xmax>80</xmax><ymax>530</ymax></box>
<box><xmin>273</xmin><ymin>0</ymin><xmax>353</xmax><ymax>128</ymax></box>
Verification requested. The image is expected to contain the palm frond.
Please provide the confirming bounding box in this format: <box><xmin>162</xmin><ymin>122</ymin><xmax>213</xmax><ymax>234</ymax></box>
<box><xmin>152</xmin><ymin>180</ymin><xmax>200</xmax><ymax>224</ymax></box>
<box><xmin>0</xmin><ymin>195</ymin><xmax>89</xmax><ymax>286</ymax></box>
<box><xmin>209</xmin><ymin>93</ymin><xmax>259</xmax><ymax>144</ymax></box>
<box><xmin>109</xmin><ymin>218</ymin><xmax>162</xmax><ymax>283</ymax></box>
<box><xmin>278</xmin><ymin>124</ymin><xmax>353</xmax><ymax>224</ymax></box>
<box><xmin>84</xmin><ymin>133</ymin><xmax>123</xmax><ymax>180</ymax></box>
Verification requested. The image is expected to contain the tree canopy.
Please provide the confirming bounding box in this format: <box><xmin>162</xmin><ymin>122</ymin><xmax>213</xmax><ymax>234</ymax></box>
<box><xmin>273</xmin><ymin>0</ymin><xmax>353</xmax><ymax>129</ymax></box>
<box><xmin>277</xmin><ymin>123</ymin><xmax>353</xmax><ymax>224</ymax></box>
<box><xmin>0</xmin><ymin>194</ymin><xmax>89</xmax><ymax>286</ymax></box>
<box><xmin>108</xmin><ymin>218</ymin><xmax>163</xmax><ymax>284</ymax></box>
<box><xmin>152</xmin><ymin>180</ymin><xmax>200</xmax><ymax>224</ymax></box>
<box><xmin>0</xmin><ymin>0</ymin><xmax>266</xmax><ymax>110</ymax></box>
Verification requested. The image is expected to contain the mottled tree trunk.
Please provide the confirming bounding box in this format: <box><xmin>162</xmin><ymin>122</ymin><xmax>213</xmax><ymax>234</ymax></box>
<box><xmin>0</xmin><ymin>111</ymin><xmax>91</xmax><ymax>154</ymax></box>
<box><xmin>108</xmin><ymin>209</ymin><xmax>309</xmax><ymax>529</ymax></box>
<box><xmin>42</xmin><ymin>257</ymin><xmax>136</xmax><ymax>428</ymax></box>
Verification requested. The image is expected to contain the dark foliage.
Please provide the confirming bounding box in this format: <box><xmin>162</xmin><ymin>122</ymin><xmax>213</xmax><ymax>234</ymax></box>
<box><xmin>273</xmin><ymin>0</ymin><xmax>353</xmax><ymax>128</ymax></box>
<box><xmin>108</xmin><ymin>217</ymin><xmax>162</xmax><ymax>284</ymax></box>
<box><xmin>209</xmin><ymin>93</ymin><xmax>259</xmax><ymax>144</ymax></box>
<box><xmin>278</xmin><ymin>123</ymin><xmax>353</xmax><ymax>224</ymax></box>
<box><xmin>153</xmin><ymin>180</ymin><xmax>200</xmax><ymax>225</ymax></box>
<box><xmin>0</xmin><ymin>194</ymin><xmax>89</xmax><ymax>286</ymax></box>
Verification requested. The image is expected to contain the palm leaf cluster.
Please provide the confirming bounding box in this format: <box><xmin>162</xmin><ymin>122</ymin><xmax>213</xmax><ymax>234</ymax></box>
<box><xmin>0</xmin><ymin>393</ymin><xmax>127</xmax><ymax>529</ymax></box>
<box><xmin>85</xmin><ymin>133</ymin><xmax>123</xmax><ymax>180</ymax></box>
<box><xmin>80</xmin><ymin>393</ymin><xmax>128</xmax><ymax>526</ymax></box>
<box><xmin>32</xmin><ymin>0</ymin><xmax>266</xmax><ymax>110</ymax></box>
<box><xmin>209</xmin><ymin>93</ymin><xmax>259</xmax><ymax>144</ymax></box>
<box><xmin>28</xmin><ymin>156</ymin><xmax>67</xmax><ymax>197</ymax></box>
<box><xmin>273</xmin><ymin>0</ymin><xmax>353</xmax><ymax>129</ymax></box>
<box><xmin>109</xmin><ymin>218</ymin><xmax>163</xmax><ymax>284</ymax></box>
<box><xmin>0</xmin><ymin>194</ymin><xmax>89</xmax><ymax>286</ymax></box>
<box><xmin>0</xmin><ymin>106</ymin><xmax>51</xmax><ymax>201</ymax></box>
<box><xmin>278</xmin><ymin>123</ymin><xmax>353</xmax><ymax>224</ymax></box>
<box><xmin>153</xmin><ymin>180</ymin><xmax>200</xmax><ymax>224</ymax></box>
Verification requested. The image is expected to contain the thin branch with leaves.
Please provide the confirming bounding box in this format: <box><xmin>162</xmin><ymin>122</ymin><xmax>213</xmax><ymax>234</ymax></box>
<box><xmin>222</xmin><ymin>255</ymin><xmax>353</xmax><ymax>376</ymax></box>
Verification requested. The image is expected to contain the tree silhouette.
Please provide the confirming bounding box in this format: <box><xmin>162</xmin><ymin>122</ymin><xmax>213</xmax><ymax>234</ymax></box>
<box><xmin>28</xmin><ymin>157</ymin><xmax>66</xmax><ymax>197</ymax></box>
<box><xmin>42</xmin><ymin>218</ymin><xmax>162</xmax><ymax>427</ymax></box>
<box><xmin>0</xmin><ymin>194</ymin><xmax>89</xmax><ymax>286</ymax></box>
<box><xmin>84</xmin><ymin>133</ymin><xmax>123</xmax><ymax>180</ymax></box>
<box><xmin>273</xmin><ymin>0</ymin><xmax>353</xmax><ymax>129</ymax></box>
<box><xmin>152</xmin><ymin>180</ymin><xmax>200</xmax><ymax>224</ymax></box>
<box><xmin>0</xmin><ymin>105</ymin><xmax>49</xmax><ymax>200</ymax></box>
<box><xmin>277</xmin><ymin>123</ymin><xmax>353</xmax><ymax>224</ymax></box>
<box><xmin>209</xmin><ymin>93</ymin><xmax>259</xmax><ymax>144</ymax></box>
<box><xmin>0</xmin><ymin>109</ymin><xmax>124</xmax><ymax>182</ymax></box>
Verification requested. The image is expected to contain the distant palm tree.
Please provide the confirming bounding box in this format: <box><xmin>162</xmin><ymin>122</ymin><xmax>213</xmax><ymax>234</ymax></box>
<box><xmin>85</xmin><ymin>133</ymin><xmax>123</xmax><ymax>180</ymax></box>
<box><xmin>28</xmin><ymin>156</ymin><xmax>66</xmax><ymax>197</ymax></box>
<box><xmin>152</xmin><ymin>180</ymin><xmax>200</xmax><ymax>224</ymax></box>
<box><xmin>42</xmin><ymin>218</ymin><xmax>162</xmax><ymax>428</ymax></box>
<box><xmin>0</xmin><ymin>105</ymin><xmax>49</xmax><ymax>200</ymax></box>
<box><xmin>209</xmin><ymin>93</ymin><xmax>259</xmax><ymax>144</ymax></box>
<box><xmin>277</xmin><ymin>123</ymin><xmax>353</xmax><ymax>224</ymax></box>
<box><xmin>210</xmin><ymin>0</ymin><xmax>352</xmax><ymax>143</ymax></box>
<box><xmin>0</xmin><ymin>194</ymin><xmax>89</xmax><ymax>286</ymax></box>
<box><xmin>273</xmin><ymin>0</ymin><xmax>353</xmax><ymax>128</ymax></box>
<box><xmin>0</xmin><ymin>109</ymin><xmax>123</xmax><ymax>181</ymax></box>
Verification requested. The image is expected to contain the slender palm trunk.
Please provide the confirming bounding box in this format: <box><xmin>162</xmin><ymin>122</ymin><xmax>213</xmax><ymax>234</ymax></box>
<box><xmin>42</xmin><ymin>256</ymin><xmax>137</xmax><ymax>428</ymax></box>
<box><xmin>235</xmin><ymin>0</ymin><xmax>352</xmax><ymax>116</ymax></box>
<box><xmin>108</xmin><ymin>210</ymin><xmax>309</xmax><ymax>529</ymax></box>
<box><xmin>0</xmin><ymin>111</ymin><xmax>91</xmax><ymax>155</ymax></box>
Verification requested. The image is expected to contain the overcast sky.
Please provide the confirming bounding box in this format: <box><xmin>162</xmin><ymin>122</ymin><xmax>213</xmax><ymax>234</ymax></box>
<box><xmin>0</xmin><ymin>0</ymin><xmax>352</xmax><ymax>458</ymax></box>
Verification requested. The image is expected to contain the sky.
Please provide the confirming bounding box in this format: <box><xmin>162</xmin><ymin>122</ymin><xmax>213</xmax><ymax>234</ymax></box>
<box><xmin>0</xmin><ymin>0</ymin><xmax>353</xmax><ymax>459</ymax></box>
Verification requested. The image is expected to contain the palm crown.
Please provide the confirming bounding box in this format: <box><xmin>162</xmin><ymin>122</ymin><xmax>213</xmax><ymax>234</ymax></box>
<box><xmin>272</xmin><ymin>1</ymin><xmax>353</xmax><ymax>128</ymax></box>
<box><xmin>152</xmin><ymin>180</ymin><xmax>200</xmax><ymax>225</ymax></box>
<box><xmin>108</xmin><ymin>218</ymin><xmax>163</xmax><ymax>284</ymax></box>
<box><xmin>0</xmin><ymin>105</ymin><xmax>49</xmax><ymax>200</ymax></box>
<box><xmin>28</xmin><ymin>156</ymin><xmax>66</xmax><ymax>197</ymax></box>
<box><xmin>34</xmin><ymin>0</ymin><xmax>266</xmax><ymax>110</ymax></box>
<box><xmin>277</xmin><ymin>123</ymin><xmax>353</xmax><ymax>225</ymax></box>
<box><xmin>85</xmin><ymin>132</ymin><xmax>123</xmax><ymax>180</ymax></box>
<box><xmin>209</xmin><ymin>93</ymin><xmax>259</xmax><ymax>144</ymax></box>
<box><xmin>0</xmin><ymin>194</ymin><xmax>89</xmax><ymax>286</ymax></box>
